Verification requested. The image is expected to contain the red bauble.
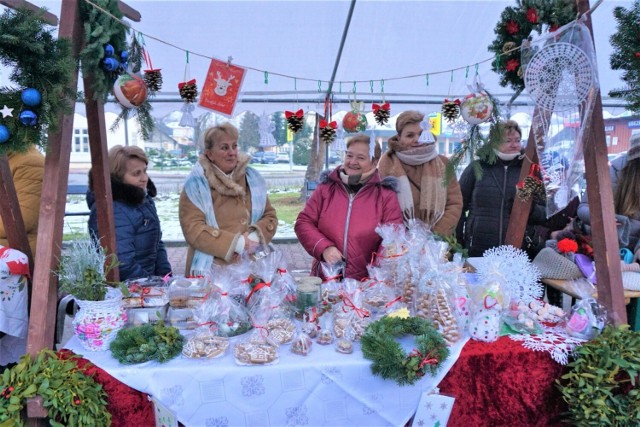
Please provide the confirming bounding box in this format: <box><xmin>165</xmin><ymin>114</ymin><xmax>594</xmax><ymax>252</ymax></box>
<box><xmin>342</xmin><ymin>110</ymin><xmax>367</xmax><ymax>133</ymax></box>
<box><xmin>526</xmin><ymin>8</ymin><xmax>538</xmax><ymax>24</ymax></box>
<box><xmin>506</xmin><ymin>59</ymin><xmax>520</xmax><ymax>72</ymax></box>
<box><xmin>505</xmin><ymin>20</ymin><xmax>519</xmax><ymax>35</ymax></box>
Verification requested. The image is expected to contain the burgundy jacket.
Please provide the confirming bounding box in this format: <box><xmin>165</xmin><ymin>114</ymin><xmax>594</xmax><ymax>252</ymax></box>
<box><xmin>295</xmin><ymin>168</ymin><xmax>404</xmax><ymax>280</ymax></box>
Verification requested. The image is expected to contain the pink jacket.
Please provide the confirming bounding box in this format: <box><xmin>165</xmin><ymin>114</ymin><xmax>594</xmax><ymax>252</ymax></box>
<box><xmin>295</xmin><ymin>168</ymin><xmax>404</xmax><ymax>280</ymax></box>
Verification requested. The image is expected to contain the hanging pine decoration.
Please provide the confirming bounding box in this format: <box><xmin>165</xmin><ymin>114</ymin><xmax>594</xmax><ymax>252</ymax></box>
<box><xmin>320</xmin><ymin>120</ymin><xmax>337</xmax><ymax>144</ymax></box>
<box><xmin>441</xmin><ymin>99</ymin><xmax>461</xmax><ymax>123</ymax></box>
<box><xmin>516</xmin><ymin>163</ymin><xmax>545</xmax><ymax>201</ymax></box>
<box><xmin>285</xmin><ymin>109</ymin><xmax>304</xmax><ymax>133</ymax></box>
<box><xmin>179</xmin><ymin>79</ymin><xmax>198</xmax><ymax>103</ymax></box>
<box><xmin>372</xmin><ymin>102</ymin><xmax>390</xmax><ymax>126</ymax></box>
<box><xmin>144</xmin><ymin>70</ymin><xmax>163</xmax><ymax>92</ymax></box>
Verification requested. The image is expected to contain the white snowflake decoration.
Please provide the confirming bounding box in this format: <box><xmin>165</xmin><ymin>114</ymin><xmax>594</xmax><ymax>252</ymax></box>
<box><xmin>509</xmin><ymin>326</ymin><xmax>585</xmax><ymax>365</ymax></box>
<box><xmin>477</xmin><ymin>245</ymin><xmax>542</xmax><ymax>304</ymax></box>
<box><xmin>258</xmin><ymin>112</ymin><xmax>277</xmax><ymax>147</ymax></box>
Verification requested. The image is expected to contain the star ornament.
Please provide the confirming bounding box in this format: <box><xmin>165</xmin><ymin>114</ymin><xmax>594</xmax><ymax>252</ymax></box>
<box><xmin>0</xmin><ymin>105</ymin><xmax>14</xmax><ymax>118</ymax></box>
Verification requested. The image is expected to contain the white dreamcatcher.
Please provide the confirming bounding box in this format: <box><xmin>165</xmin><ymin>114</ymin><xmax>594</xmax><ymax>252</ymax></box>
<box><xmin>477</xmin><ymin>245</ymin><xmax>543</xmax><ymax>304</ymax></box>
<box><xmin>522</xmin><ymin>20</ymin><xmax>598</xmax><ymax>216</ymax></box>
<box><xmin>258</xmin><ymin>112</ymin><xmax>277</xmax><ymax>148</ymax></box>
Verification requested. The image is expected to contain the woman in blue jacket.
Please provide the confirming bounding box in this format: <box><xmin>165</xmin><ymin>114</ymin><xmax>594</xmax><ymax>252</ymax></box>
<box><xmin>87</xmin><ymin>145</ymin><xmax>171</xmax><ymax>280</ymax></box>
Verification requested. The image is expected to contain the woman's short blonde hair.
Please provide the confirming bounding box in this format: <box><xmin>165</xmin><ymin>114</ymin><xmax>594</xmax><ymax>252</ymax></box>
<box><xmin>108</xmin><ymin>145</ymin><xmax>147</xmax><ymax>181</ymax></box>
<box><xmin>395</xmin><ymin>110</ymin><xmax>424</xmax><ymax>135</ymax></box>
<box><xmin>346</xmin><ymin>133</ymin><xmax>381</xmax><ymax>160</ymax></box>
<box><xmin>501</xmin><ymin>120</ymin><xmax>522</xmax><ymax>137</ymax></box>
<box><xmin>203</xmin><ymin>123</ymin><xmax>239</xmax><ymax>151</ymax></box>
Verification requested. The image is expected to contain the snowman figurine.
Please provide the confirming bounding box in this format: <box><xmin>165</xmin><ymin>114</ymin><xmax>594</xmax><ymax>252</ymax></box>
<box><xmin>470</xmin><ymin>288</ymin><xmax>502</xmax><ymax>342</ymax></box>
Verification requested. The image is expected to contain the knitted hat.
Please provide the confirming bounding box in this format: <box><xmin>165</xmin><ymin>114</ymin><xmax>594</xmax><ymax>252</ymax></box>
<box><xmin>532</xmin><ymin>247</ymin><xmax>584</xmax><ymax>280</ymax></box>
<box><xmin>628</xmin><ymin>133</ymin><xmax>640</xmax><ymax>162</ymax></box>
<box><xmin>622</xmin><ymin>271</ymin><xmax>640</xmax><ymax>291</ymax></box>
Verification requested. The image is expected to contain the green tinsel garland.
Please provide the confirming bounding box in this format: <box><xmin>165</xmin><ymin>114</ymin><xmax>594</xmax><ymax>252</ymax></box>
<box><xmin>609</xmin><ymin>1</ymin><xmax>640</xmax><ymax>114</ymax></box>
<box><xmin>110</xmin><ymin>321</ymin><xmax>184</xmax><ymax>364</ymax></box>
<box><xmin>0</xmin><ymin>8</ymin><xmax>74</xmax><ymax>155</ymax></box>
<box><xmin>360</xmin><ymin>316</ymin><xmax>449</xmax><ymax>386</ymax></box>
<box><xmin>487</xmin><ymin>0</ymin><xmax>577</xmax><ymax>92</ymax></box>
<box><xmin>0</xmin><ymin>350</ymin><xmax>111</xmax><ymax>427</ymax></box>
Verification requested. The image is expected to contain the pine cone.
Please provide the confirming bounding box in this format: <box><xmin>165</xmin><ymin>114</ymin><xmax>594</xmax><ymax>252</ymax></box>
<box><xmin>287</xmin><ymin>116</ymin><xmax>304</xmax><ymax>133</ymax></box>
<box><xmin>442</xmin><ymin>100</ymin><xmax>461</xmax><ymax>123</ymax></box>
<box><xmin>374</xmin><ymin>109</ymin><xmax>390</xmax><ymax>126</ymax></box>
<box><xmin>144</xmin><ymin>69</ymin><xmax>163</xmax><ymax>92</ymax></box>
<box><xmin>179</xmin><ymin>82</ymin><xmax>198</xmax><ymax>103</ymax></box>
<box><xmin>320</xmin><ymin>126</ymin><xmax>336</xmax><ymax>144</ymax></box>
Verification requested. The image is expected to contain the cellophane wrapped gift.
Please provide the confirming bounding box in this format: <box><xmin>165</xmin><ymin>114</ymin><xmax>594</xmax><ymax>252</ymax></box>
<box><xmin>182</xmin><ymin>297</ymin><xmax>229</xmax><ymax>359</ymax></box>
<box><xmin>375</xmin><ymin>223</ymin><xmax>412</xmax><ymax>310</ymax></box>
<box><xmin>123</xmin><ymin>276</ymin><xmax>169</xmax><ymax>326</ymax></box>
<box><xmin>468</xmin><ymin>280</ymin><xmax>505</xmax><ymax>342</ymax></box>
<box><xmin>562</xmin><ymin>292</ymin><xmax>606</xmax><ymax>340</ymax></box>
<box><xmin>207</xmin><ymin>266</ymin><xmax>252</xmax><ymax>337</ymax></box>
<box><xmin>291</xmin><ymin>330</ymin><xmax>313</xmax><ymax>356</ymax></box>
<box><xmin>320</xmin><ymin>261</ymin><xmax>345</xmax><ymax>307</ymax></box>
<box><xmin>362</xmin><ymin>266</ymin><xmax>397</xmax><ymax>320</ymax></box>
<box><xmin>244</xmin><ymin>250</ymin><xmax>280</xmax><ymax>310</ymax></box>
<box><xmin>266</xmin><ymin>305</ymin><xmax>296</xmax><ymax>345</ymax></box>
<box><xmin>333</xmin><ymin>279</ymin><xmax>371</xmax><ymax>341</ymax></box>
<box><xmin>301</xmin><ymin>306</ymin><xmax>320</xmax><ymax>338</ymax></box>
<box><xmin>167</xmin><ymin>276</ymin><xmax>208</xmax><ymax>309</ymax></box>
<box><xmin>420</xmin><ymin>277</ymin><xmax>461</xmax><ymax>345</ymax></box>
<box><xmin>270</xmin><ymin>250</ymin><xmax>298</xmax><ymax>313</ymax></box>
<box><xmin>334</xmin><ymin>311</ymin><xmax>356</xmax><ymax>354</ymax></box>
<box><xmin>233</xmin><ymin>295</ymin><xmax>278</xmax><ymax>365</ymax></box>
<box><xmin>447</xmin><ymin>253</ymin><xmax>472</xmax><ymax>333</ymax></box>
<box><xmin>316</xmin><ymin>309</ymin><xmax>335</xmax><ymax>345</ymax></box>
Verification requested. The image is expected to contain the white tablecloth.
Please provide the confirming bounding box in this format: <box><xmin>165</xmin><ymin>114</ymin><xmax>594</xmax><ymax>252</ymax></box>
<box><xmin>65</xmin><ymin>332</ymin><xmax>467</xmax><ymax>427</ymax></box>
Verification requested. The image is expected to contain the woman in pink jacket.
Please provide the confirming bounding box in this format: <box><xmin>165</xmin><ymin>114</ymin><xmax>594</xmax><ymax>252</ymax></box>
<box><xmin>295</xmin><ymin>133</ymin><xmax>404</xmax><ymax>280</ymax></box>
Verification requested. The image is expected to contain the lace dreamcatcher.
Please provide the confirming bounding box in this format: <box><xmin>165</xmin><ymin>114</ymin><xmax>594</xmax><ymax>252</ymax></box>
<box><xmin>522</xmin><ymin>20</ymin><xmax>598</xmax><ymax>216</ymax></box>
<box><xmin>258</xmin><ymin>112</ymin><xmax>277</xmax><ymax>148</ymax></box>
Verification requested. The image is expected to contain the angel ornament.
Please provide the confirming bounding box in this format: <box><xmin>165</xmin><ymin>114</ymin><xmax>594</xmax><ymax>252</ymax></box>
<box><xmin>258</xmin><ymin>112</ymin><xmax>277</xmax><ymax>147</ymax></box>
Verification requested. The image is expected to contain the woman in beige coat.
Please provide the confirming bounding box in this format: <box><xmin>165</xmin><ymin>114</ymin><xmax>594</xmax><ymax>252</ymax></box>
<box><xmin>378</xmin><ymin>110</ymin><xmax>462</xmax><ymax>236</ymax></box>
<box><xmin>179</xmin><ymin>123</ymin><xmax>277</xmax><ymax>276</ymax></box>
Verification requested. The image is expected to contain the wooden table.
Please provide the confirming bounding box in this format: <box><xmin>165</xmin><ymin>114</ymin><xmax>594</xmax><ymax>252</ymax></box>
<box><xmin>542</xmin><ymin>278</ymin><xmax>640</xmax><ymax>330</ymax></box>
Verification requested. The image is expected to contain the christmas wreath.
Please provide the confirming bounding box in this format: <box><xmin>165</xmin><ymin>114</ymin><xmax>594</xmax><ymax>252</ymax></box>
<box><xmin>109</xmin><ymin>320</ymin><xmax>184</xmax><ymax>364</ymax></box>
<box><xmin>488</xmin><ymin>0</ymin><xmax>577</xmax><ymax>92</ymax></box>
<box><xmin>556</xmin><ymin>325</ymin><xmax>640</xmax><ymax>425</ymax></box>
<box><xmin>360</xmin><ymin>314</ymin><xmax>449</xmax><ymax>386</ymax></box>
<box><xmin>0</xmin><ymin>8</ymin><xmax>74</xmax><ymax>155</ymax></box>
<box><xmin>0</xmin><ymin>349</ymin><xmax>111</xmax><ymax>426</ymax></box>
<box><xmin>609</xmin><ymin>1</ymin><xmax>640</xmax><ymax>114</ymax></box>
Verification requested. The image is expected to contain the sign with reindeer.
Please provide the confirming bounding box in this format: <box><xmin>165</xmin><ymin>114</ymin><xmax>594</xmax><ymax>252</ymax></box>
<box><xmin>199</xmin><ymin>58</ymin><xmax>246</xmax><ymax>117</ymax></box>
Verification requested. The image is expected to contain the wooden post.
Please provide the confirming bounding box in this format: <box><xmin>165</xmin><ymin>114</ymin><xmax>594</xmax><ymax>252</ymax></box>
<box><xmin>0</xmin><ymin>0</ymin><xmax>58</xmax><ymax>25</ymax></box>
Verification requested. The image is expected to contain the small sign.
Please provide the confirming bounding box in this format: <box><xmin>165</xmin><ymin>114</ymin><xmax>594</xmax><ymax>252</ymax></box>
<box><xmin>604</xmin><ymin>125</ymin><xmax>614</xmax><ymax>132</ymax></box>
<box><xmin>151</xmin><ymin>395</ymin><xmax>178</xmax><ymax>427</ymax></box>
<box><xmin>199</xmin><ymin>58</ymin><xmax>246</xmax><ymax>117</ymax></box>
<box><xmin>628</xmin><ymin>120</ymin><xmax>640</xmax><ymax>128</ymax></box>
<box><xmin>428</xmin><ymin>112</ymin><xmax>442</xmax><ymax>136</ymax></box>
<box><xmin>412</xmin><ymin>391</ymin><xmax>455</xmax><ymax>426</ymax></box>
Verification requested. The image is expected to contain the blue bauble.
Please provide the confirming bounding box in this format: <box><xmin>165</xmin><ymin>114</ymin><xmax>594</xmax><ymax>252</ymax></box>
<box><xmin>102</xmin><ymin>57</ymin><xmax>120</xmax><ymax>72</ymax></box>
<box><xmin>0</xmin><ymin>125</ymin><xmax>9</xmax><ymax>143</ymax></box>
<box><xmin>104</xmin><ymin>44</ymin><xmax>114</xmax><ymax>57</ymax></box>
<box><xmin>21</xmin><ymin>88</ymin><xmax>42</xmax><ymax>107</ymax></box>
<box><xmin>120</xmin><ymin>51</ymin><xmax>128</xmax><ymax>62</ymax></box>
<box><xmin>19</xmin><ymin>110</ymin><xmax>37</xmax><ymax>126</ymax></box>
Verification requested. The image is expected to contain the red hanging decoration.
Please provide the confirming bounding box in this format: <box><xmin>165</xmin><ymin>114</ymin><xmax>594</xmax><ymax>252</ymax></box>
<box><xmin>516</xmin><ymin>163</ymin><xmax>545</xmax><ymax>201</ymax></box>
<box><xmin>526</xmin><ymin>8</ymin><xmax>539</xmax><ymax>24</ymax></box>
<box><xmin>320</xmin><ymin>120</ymin><xmax>337</xmax><ymax>144</ymax></box>
<box><xmin>441</xmin><ymin>98</ymin><xmax>461</xmax><ymax>123</ymax></box>
<box><xmin>505</xmin><ymin>20</ymin><xmax>519</xmax><ymax>35</ymax></box>
<box><xmin>178</xmin><ymin>79</ymin><xmax>198</xmax><ymax>103</ymax></box>
<box><xmin>285</xmin><ymin>109</ymin><xmax>304</xmax><ymax>133</ymax></box>
<box><xmin>372</xmin><ymin>102</ymin><xmax>390</xmax><ymax>126</ymax></box>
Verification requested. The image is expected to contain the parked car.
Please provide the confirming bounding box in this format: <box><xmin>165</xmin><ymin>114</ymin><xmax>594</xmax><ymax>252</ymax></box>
<box><xmin>262</xmin><ymin>152</ymin><xmax>277</xmax><ymax>164</ymax></box>
<box><xmin>250</xmin><ymin>152</ymin><xmax>265</xmax><ymax>164</ymax></box>
<box><xmin>276</xmin><ymin>153</ymin><xmax>290</xmax><ymax>163</ymax></box>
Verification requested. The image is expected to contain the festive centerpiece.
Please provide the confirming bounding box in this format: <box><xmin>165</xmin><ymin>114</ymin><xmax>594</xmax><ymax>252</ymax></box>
<box><xmin>56</xmin><ymin>239</ymin><xmax>126</xmax><ymax>351</ymax></box>
<box><xmin>110</xmin><ymin>320</ymin><xmax>184</xmax><ymax>364</ymax></box>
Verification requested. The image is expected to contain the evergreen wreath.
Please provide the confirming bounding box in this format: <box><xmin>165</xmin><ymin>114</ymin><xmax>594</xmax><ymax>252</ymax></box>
<box><xmin>360</xmin><ymin>315</ymin><xmax>449</xmax><ymax>386</ymax></box>
<box><xmin>556</xmin><ymin>325</ymin><xmax>640</xmax><ymax>425</ymax></box>
<box><xmin>0</xmin><ymin>349</ymin><xmax>111</xmax><ymax>427</ymax></box>
<box><xmin>109</xmin><ymin>321</ymin><xmax>184</xmax><ymax>364</ymax></box>
<box><xmin>488</xmin><ymin>0</ymin><xmax>577</xmax><ymax>92</ymax></box>
<box><xmin>0</xmin><ymin>8</ymin><xmax>74</xmax><ymax>155</ymax></box>
<box><xmin>609</xmin><ymin>1</ymin><xmax>640</xmax><ymax>114</ymax></box>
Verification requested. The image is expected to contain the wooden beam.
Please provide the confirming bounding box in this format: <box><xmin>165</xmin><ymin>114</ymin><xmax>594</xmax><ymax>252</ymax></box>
<box><xmin>118</xmin><ymin>0</ymin><xmax>141</xmax><ymax>22</ymax></box>
<box><xmin>0</xmin><ymin>155</ymin><xmax>33</xmax><ymax>274</ymax></box>
<box><xmin>0</xmin><ymin>0</ymin><xmax>58</xmax><ymax>25</ymax></box>
<box><xmin>577</xmin><ymin>0</ymin><xmax>626</xmax><ymax>325</ymax></box>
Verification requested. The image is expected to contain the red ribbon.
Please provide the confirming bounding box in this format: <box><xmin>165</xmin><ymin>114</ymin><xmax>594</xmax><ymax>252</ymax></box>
<box><xmin>385</xmin><ymin>296</ymin><xmax>404</xmax><ymax>309</ymax></box>
<box><xmin>306</xmin><ymin>306</ymin><xmax>318</xmax><ymax>323</ymax></box>
<box><xmin>341</xmin><ymin>293</ymin><xmax>370</xmax><ymax>318</ymax></box>
<box><xmin>285</xmin><ymin>109</ymin><xmax>304</xmax><ymax>119</ymax></box>
<box><xmin>372</xmin><ymin>102</ymin><xmax>390</xmax><ymax>113</ymax></box>
<box><xmin>528</xmin><ymin>163</ymin><xmax>541</xmax><ymax>177</ymax></box>
<box><xmin>178</xmin><ymin>79</ymin><xmax>196</xmax><ymax>90</ymax></box>
<box><xmin>277</xmin><ymin>268</ymin><xmax>288</xmax><ymax>275</ymax></box>
<box><xmin>322</xmin><ymin>274</ymin><xmax>342</xmax><ymax>283</ymax></box>
<box><xmin>319</xmin><ymin>120</ymin><xmax>337</xmax><ymax>129</ymax></box>
<box><xmin>245</xmin><ymin>281</ymin><xmax>272</xmax><ymax>304</ymax></box>
<box><xmin>444</xmin><ymin>98</ymin><xmax>461</xmax><ymax>105</ymax></box>
<box><xmin>409</xmin><ymin>349</ymin><xmax>439</xmax><ymax>371</ymax></box>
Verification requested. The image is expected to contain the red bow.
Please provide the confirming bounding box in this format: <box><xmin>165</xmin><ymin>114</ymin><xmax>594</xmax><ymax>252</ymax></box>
<box><xmin>372</xmin><ymin>102</ymin><xmax>390</xmax><ymax>113</ymax></box>
<box><xmin>177</xmin><ymin>79</ymin><xmax>196</xmax><ymax>90</ymax></box>
<box><xmin>444</xmin><ymin>98</ymin><xmax>461</xmax><ymax>105</ymax></box>
<box><xmin>528</xmin><ymin>163</ymin><xmax>541</xmax><ymax>177</ymax></box>
<box><xmin>319</xmin><ymin>120</ymin><xmax>337</xmax><ymax>129</ymax></box>
<box><xmin>285</xmin><ymin>109</ymin><xmax>304</xmax><ymax>119</ymax></box>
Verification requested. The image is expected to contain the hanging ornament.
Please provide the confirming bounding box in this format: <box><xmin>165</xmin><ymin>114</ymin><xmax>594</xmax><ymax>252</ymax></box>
<box><xmin>372</xmin><ymin>102</ymin><xmax>390</xmax><ymax>126</ymax></box>
<box><xmin>0</xmin><ymin>125</ymin><xmax>9</xmax><ymax>143</ymax></box>
<box><xmin>179</xmin><ymin>103</ymin><xmax>196</xmax><ymax>127</ymax></box>
<box><xmin>319</xmin><ymin>120</ymin><xmax>337</xmax><ymax>144</ymax></box>
<box><xmin>342</xmin><ymin>100</ymin><xmax>367</xmax><ymax>133</ymax></box>
<box><xmin>101</xmin><ymin>43</ymin><xmax>121</xmax><ymax>73</ymax></box>
<box><xmin>119</xmin><ymin>51</ymin><xmax>129</xmax><ymax>72</ymax></box>
<box><xmin>0</xmin><ymin>105</ymin><xmax>13</xmax><ymax>118</ymax></box>
<box><xmin>516</xmin><ymin>163</ymin><xmax>545</xmax><ymax>201</ymax></box>
<box><xmin>441</xmin><ymin>99</ymin><xmax>461</xmax><ymax>123</ymax></box>
<box><xmin>179</xmin><ymin>79</ymin><xmax>198</xmax><ymax>103</ymax></box>
<box><xmin>460</xmin><ymin>91</ymin><xmax>493</xmax><ymax>125</ymax></box>
<box><xmin>285</xmin><ymin>109</ymin><xmax>304</xmax><ymax>133</ymax></box>
<box><xmin>144</xmin><ymin>69</ymin><xmax>163</xmax><ymax>92</ymax></box>
<box><xmin>21</xmin><ymin>88</ymin><xmax>42</xmax><ymax>107</ymax></box>
<box><xmin>113</xmin><ymin>73</ymin><xmax>148</xmax><ymax>109</ymax></box>
<box><xmin>417</xmin><ymin>117</ymin><xmax>436</xmax><ymax>144</ymax></box>
<box><xmin>19</xmin><ymin>110</ymin><xmax>37</xmax><ymax>126</ymax></box>
<box><xmin>258</xmin><ymin>112</ymin><xmax>277</xmax><ymax>147</ymax></box>
<box><xmin>333</xmin><ymin>123</ymin><xmax>346</xmax><ymax>152</ymax></box>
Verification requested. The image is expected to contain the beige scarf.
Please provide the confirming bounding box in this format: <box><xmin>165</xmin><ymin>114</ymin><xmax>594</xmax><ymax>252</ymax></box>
<box><xmin>383</xmin><ymin>139</ymin><xmax>447</xmax><ymax>226</ymax></box>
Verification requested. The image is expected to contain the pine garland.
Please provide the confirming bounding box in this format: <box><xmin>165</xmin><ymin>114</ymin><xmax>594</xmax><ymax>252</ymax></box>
<box><xmin>609</xmin><ymin>1</ymin><xmax>640</xmax><ymax>113</ymax></box>
<box><xmin>360</xmin><ymin>316</ymin><xmax>449</xmax><ymax>386</ymax></box>
<box><xmin>0</xmin><ymin>8</ymin><xmax>74</xmax><ymax>155</ymax></box>
<box><xmin>488</xmin><ymin>0</ymin><xmax>577</xmax><ymax>92</ymax></box>
<box><xmin>110</xmin><ymin>321</ymin><xmax>184</xmax><ymax>364</ymax></box>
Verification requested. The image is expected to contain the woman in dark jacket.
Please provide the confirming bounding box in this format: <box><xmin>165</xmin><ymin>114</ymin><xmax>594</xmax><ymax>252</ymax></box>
<box><xmin>295</xmin><ymin>133</ymin><xmax>403</xmax><ymax>280</ymax></box>
<box><xmin>456</xmin><ymin>120</ymin><xmax>546</xmax><ymax>258</ymax></box>
<box><xmin>87</xmin><ymin>145</ymin><xmax>171</xmax><ymax>280</ymax></box>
